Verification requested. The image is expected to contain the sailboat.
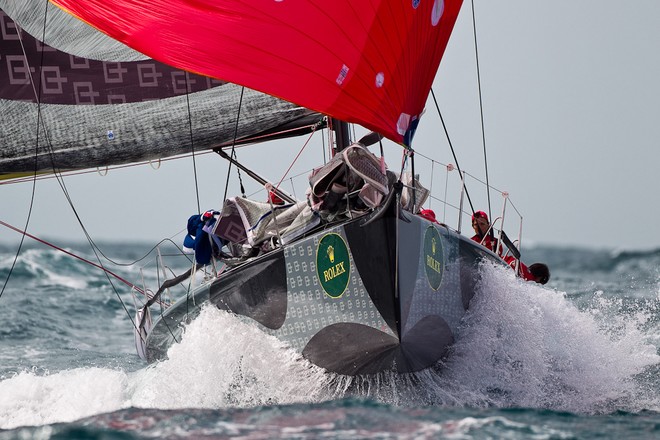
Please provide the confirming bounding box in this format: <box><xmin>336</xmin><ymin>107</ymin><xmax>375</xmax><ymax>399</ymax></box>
<box><xmin>1</xmin><ymin>0</ymin><xmax>522</xmax><ymax>375</ymax></box>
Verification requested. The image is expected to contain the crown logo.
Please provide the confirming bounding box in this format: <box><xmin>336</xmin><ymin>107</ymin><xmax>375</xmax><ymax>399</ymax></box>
<box><xmin>327</xmin><ymin>245</ymin><xmax>335</xmax><ymax>263</ymax></box>
<box><xmin>432</xmin><ymin>238</ymin><xmax>436</xmax><ymax>254</ymax></box>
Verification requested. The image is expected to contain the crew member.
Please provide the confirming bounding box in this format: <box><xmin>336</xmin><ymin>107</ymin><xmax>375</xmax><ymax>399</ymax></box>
<box><xmin>504</xmin><ymin>256</ymin><xmax>550</xmax><ymax>284</ymax></box>
<box><xmin>471</xmin><ymin>210</ymin><xmax>498</xmax><ymax>253</ymax></box>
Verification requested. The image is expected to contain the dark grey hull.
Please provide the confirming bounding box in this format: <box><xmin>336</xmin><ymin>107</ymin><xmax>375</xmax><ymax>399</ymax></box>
<box><xmin>145</xmin><ymin>209</ymin><xmax>501</xmax><ymax>375</ymax></box>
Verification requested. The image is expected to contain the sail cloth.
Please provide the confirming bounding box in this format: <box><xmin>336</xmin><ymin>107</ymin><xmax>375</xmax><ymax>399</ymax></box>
<box><xmin>309</xmin><ymin>143</ymin><xmax>390</xmax><ymax>213</ymax></box>
<box><xmin>0</xmin><ymin>8</ymin><xmax>226</xmax><ymax>104</ymax></box>
<box><xmin>0</xmin><ymin>5</ymin><xmax>321</xmax><ymax>179</ymax></box>
<box><xmin>213</xmin><ymin>198</ymin><xmax>319</xmax><ymax>249</ymax></box>
<box><xmin>50</xmin><ymin>0</ymin><xmax>464</xmax><ymax>147</ymax></box>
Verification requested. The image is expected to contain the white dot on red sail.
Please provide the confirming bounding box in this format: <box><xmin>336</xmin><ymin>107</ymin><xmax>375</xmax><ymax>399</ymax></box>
<box><xmin>432</xmin><ymin>0</ymin><xmax>445</xmax><ymax>26</ymax></box>
<box><xmin>375</xmin><ymin>72</ymin><xmax>384</xmax><ymax>88</ymax></box>
<box><xmin>412</xmin><ymin>0</ymin><xmax>421</xmax><ymax>9</ymax></box>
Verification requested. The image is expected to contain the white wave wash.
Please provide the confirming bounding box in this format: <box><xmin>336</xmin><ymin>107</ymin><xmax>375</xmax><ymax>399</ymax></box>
<box><xmin>434</xmin><ymin>263</ymin><xmax>660</xmax><ymax>413</ymax></box>
<box><xmin>0</xmin><ymin>307</ymin><xmax>339</xmax><ymax>429</ymax></box>
<box><xmin>0</xmin><ymin>368</ymin><xmax>129</xmax><ymax>429</ymax></box>
<box><xmin>127</xmin><ymin>307</ymin><xmax>339</xmax><ymax>408</ymax></box>
<box><xmin>1</xmin><ymin>264</ymin><xmax>659</xmax><ymax>429</ymax></box>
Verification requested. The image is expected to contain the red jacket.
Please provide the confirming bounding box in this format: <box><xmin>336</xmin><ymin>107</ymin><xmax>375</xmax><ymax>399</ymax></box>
<box><xmin>503</xmin><ymin>256</ymin><xmax>535</xmax><ymax>282</ymax></box>
<box><xmin>471</xmin><ymin>234</ymin><xmax>498</xmax><ymax>254</ymax></box>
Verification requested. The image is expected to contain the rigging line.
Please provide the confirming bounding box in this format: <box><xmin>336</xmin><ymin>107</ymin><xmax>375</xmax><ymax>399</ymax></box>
<box><xmin>443</xmin><ymin>166</ymin><xmax>450</xmax><ymax>224</ymax></box>
<box><xmin>86</xmin><ymin>237</ymin><xmax>193</xmax><ymax>268</ymax></box>
<box><xmin>184</xmin><ymin>72</ymin><xmax>201</xmax><ymax>214</ymax></box>
<box><xmin>0</xmin><ymin>218</ymin><xmax>170</xmax><ymax>317</ymax></box>
<box><xmin>411</xmin><ymin>150</ymin><xmax>417</xmax><ymax>211</ymax></box>
<box><xmin>13</xmin><ymin>31</ymin><xmax>205</xmax><ymax>299</ymax></box>
<box><xmin>289</xmin><ymin>177</ymin><xmax>297</xmax><ymax>200</ymax></box>
<box><xmin>14</xmin><ymin>5</ymin><xmax>172</xmax><ymax>342</ymax></box>
<box><xmin>322</xmin><ymin>119</ymin><xmax>327</xmax><ymax>164</ymax></box>
<box><xmin>222</xmin><ymin>86</ymin><xmax>246</xmax><ymax>202</ymax></box>
<box><xmin>2</xmin><ymin>150</ymin><xmax>218</xmax><ymax>186</ymax></box>
<box><xmin>1</xmin><ymin>2</ymin><xmax>51</xmax><ymax>302</ymax></box>
<box><xmin>18</xmin><ymin>2</ymin><xmax>139</xmax><ymax>331</ymax></box>
<box><xmin>275</xmin><ymin>121</ymin><xmax>320</xmax><ymax>190</ymax></box>
<box><xmin>470</xmin><ymin>0</ymin><xmax>492</xmax><ymax>220</ymax></box>
<box><xmin>429</xmin><ymin>160</ymin><xmax>435</xmax><ymax>210</ymax></box>
<box><xmin>38</xmin><ymin>132</ymin><xmax>143</xmax><ymax>330</ymax></box>
<box><xmin>430</xmin><ymin>88</ymin><xmax>475</xmax><ymax>214</ymax></box>
<box><xmin>46</xmin><ymin>180</ymin><xmax>142</xmax><ymax>330</ymax></box>
<box><xmin>51</xmin><ymin>177</ymin><xmax>144</xmax><ymax>328</ymax></box>
<box><xmin>0</xmin><ymin>219</ymin><xmax>149</xmax><ymax>298</ymax></box>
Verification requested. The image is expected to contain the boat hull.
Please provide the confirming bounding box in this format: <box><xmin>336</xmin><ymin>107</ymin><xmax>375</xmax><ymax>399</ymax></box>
<box><xmin>145</xmin><ymin>210</ymin><xmax>501</xmax><ymax>375</ymax></box>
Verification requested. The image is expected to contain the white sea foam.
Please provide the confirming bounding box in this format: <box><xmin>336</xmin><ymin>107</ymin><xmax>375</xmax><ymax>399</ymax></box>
<box><xmin>435</xmin><ymin>262</ymin><xmax>660</xmax><ymax>413</ymax></box>
<box><xmin>127</xmin><ymin>307</ymin><xmax>338</xmax><ymax>409</ymax></box>
<box><xmin>1</xmin><ymin>263</ymin><xmax>658</xmax><ymax>429</ymax></box>
<box><xmin>0</xmin><ymin>307</ymin><xmax>337</xmax><ymax>429</ymax></box>
<box><xmin>0</xmin><ymin>368</ymin><xmax>129</xmax><ymax>429</ymax></box>
<box><xmin>439</xmin><ymin>415</ymin><xmax>573</xmax><ymax>439</ymax></box>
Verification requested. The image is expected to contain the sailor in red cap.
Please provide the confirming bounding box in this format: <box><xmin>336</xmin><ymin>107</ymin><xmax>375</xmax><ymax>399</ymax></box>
<box><xmin>471</xmin><ymin>210</ymin><xmax>497</xmax><ymax>253</ymax></box>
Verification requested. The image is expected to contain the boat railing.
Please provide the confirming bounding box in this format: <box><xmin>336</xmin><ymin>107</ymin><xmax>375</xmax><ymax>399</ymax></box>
<box><xmin>412</xmin><ymin>152</ymin><xmax>525</xmax><ymax>258</ymax></box>
<box><xmin>133</xmin><ymin>243</ymin><xmax>206</xmax><ymax>310</ymax></box>
<box><xmin>247</xmin><ymin>151</ymin><xmax>525</xmax><ymax>258</ymax></box>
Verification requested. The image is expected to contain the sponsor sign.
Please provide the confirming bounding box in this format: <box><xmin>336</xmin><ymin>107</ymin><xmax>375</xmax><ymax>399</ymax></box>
<box><xmin>317</xmin><ymin>233</ymin><xmax>350</xmax><ymax>298</ymax></box>
<box><xmin>424</xmin><ymin>226</ymin><xmax>444</xmax><ymax>290</ymax></box>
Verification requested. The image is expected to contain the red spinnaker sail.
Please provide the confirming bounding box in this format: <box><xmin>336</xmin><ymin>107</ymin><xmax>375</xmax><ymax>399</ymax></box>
<box><xmin>51</xmin><ymin>0</ymin><xmax>463</xmax><ymax>146</ymax></box>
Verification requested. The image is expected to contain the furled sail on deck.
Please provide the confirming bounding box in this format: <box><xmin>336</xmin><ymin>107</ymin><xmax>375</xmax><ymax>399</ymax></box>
<box><xmin>49</xmin><ymin>0</ymin><xmax>463</xmax><ymax>146</ymax></box>
<box><xmin>0</xmin><ymin>1</ymin><xmax>322</xmax><ymax>179</ymax></box>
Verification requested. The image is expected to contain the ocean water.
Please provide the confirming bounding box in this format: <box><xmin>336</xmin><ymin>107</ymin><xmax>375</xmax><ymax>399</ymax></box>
<box><xmin>0</xmin><ymin>241</ymin><xmax>659</xmax><ymax>439</ymax></box>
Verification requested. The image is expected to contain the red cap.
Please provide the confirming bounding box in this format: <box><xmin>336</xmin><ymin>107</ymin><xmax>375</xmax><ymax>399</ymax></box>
<box><xmin>419</xmin><ymin>209</ymin><xmax>437</xmax><ymax>223</ymax></box>
<box><xmin>472</xmin><ymin>210</ymin><xmax>488</xmax><ymax>222</ymax></box>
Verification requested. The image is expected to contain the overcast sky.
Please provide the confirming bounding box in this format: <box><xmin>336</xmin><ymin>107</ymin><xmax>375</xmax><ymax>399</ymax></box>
<box><xmin>2</xmin><ymin>1</ymin><xmax>659</xmax><ymax>252</ymax></box>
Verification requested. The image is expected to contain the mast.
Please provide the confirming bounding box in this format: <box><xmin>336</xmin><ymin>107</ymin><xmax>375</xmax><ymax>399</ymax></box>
<box><xmin>331</xmin><ymin>118</ymin><xmax>351</xmax><ymax>154</ymax></box>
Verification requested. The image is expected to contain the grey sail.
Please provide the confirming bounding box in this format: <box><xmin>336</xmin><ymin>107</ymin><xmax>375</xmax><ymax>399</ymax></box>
<box><xmin>0</xmin><ymin>2</ymin><xmax>321</xmax><ymax>178</ymax></box>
